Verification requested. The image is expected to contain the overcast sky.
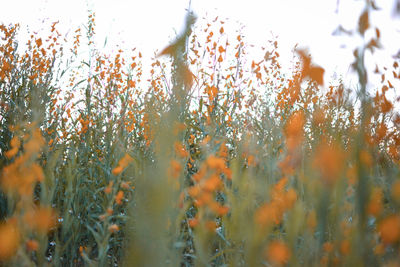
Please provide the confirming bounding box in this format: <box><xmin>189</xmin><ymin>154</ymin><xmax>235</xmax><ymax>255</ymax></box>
<box><xmin>1</xmin><ymin>0</ymin><xmax>399</xmax><ymax>88</ymax></box>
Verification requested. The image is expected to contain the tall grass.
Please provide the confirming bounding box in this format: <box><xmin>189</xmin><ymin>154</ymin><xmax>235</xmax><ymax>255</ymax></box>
<box><xmin>1</xmin><ymin>2</ymin><xmax>400</xmax><ymax>266</ymax></box>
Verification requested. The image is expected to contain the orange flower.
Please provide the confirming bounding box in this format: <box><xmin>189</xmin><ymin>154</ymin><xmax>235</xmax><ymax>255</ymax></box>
<box><xmin>222</xmin><ymin>166</ymin><xmax>232</xmax><ymax>180</ymax></box>
<box><xmin>283</xmin><ymin>188</ymin><xmax>297</xmax><ymax>209</ymax></box>
<box><xmin>108</xmin><ymin>224</ymin><xmax>119</xmax><ymax>233</ymax></box>
<box><xmin>0</xmin><ymin>222</ymin><xmax>20</xmax><ymax>260</ymax></box>
<box><xmin>247</xmin><ymin>154</ymin><xmax>256</xmax><ymax>167</ymax></box>
<box><xmin>203</xmin><ymin>174</ymin><xmax>222</xmax><ymax>192</ymax></box>
<box><xmin>312</xmin><ymin>140</ymin><xmax>345</xmax><ymax>184</ymax></box>
<box><xmin>188</xmin><ymin>185</ymin><xmax>201</xmax><ymax>197</ymax></box>
<box><xmin>112</xmin><ymin>166</ymin><xmax>123</xmax><ymax>175</ymax></box>
<box><xmin>367</xmin><ymin>187</ymin><xmax>383</xmax><ymax>217</ymax></box>
<box><xmin>378</xmin><ymin>215</ymin><xmax>400</xmax><ymax>244</ymax></box>
<box><xmin>24</xmin><ymin>207</ymin><xmax>56</xmax><ymax>234</ymax></box>
<box><xmin>32</xmin><ymin>163</ymin><xmax>44</xmax><ymax>182</ymax></box>
<box><xmin>285</xmin><ymin>110</ymin><xmax>305</xmax><ymax>138</ymax></box>
<box><xmin>35</xmin><ymin>38</ymin><xmax>42</xmax><ymax>47</ymax></box>
<box><xmin>323</xmin><ymin>242</ymin><xmax>333</xmax><ymax>253</ymax></box>
<box><xmin>115</xmin><ymin>190</ymin><xmax>124</xmax><ymax>205</ymax></box>
<box><xmin>285</xmin><ymin>110</ymin><xmax>305</xmax><ymax>151</ymax></box>
<box><xmin>120</xmin><ymin>181</ymin><xmax>131</xmax><ymax>190</ymax></box>
<box><xmin>169</xmin><ymin>160</ymin><xmax>182</xmax><ymax>178</ymax></box>
<box><xmin>255</xmin><ymin>203</ymin><xmax>280</xmax><ymax>226</ymax></box>
<box><xmin>206</xmin><ymin>155</ymin><xmax>226</xmax><ymax>171</ymax></box>
<box><xmin>5</xmin><ymin>136</ymin><xmax>20</xmax><ymax>159</ymax></box>
<box><xmin>307</xmin><ymin>210</ymin><xmax>317</xmax><ymax>230</ymax></box>
<box><xmin>174</xmin><ymin>142</ymin><xmax>189</xmax><ymax>158</ymax></box>
<box><xmin>265</xmin><ymin>241</ymin><xmax>291</xmax><ymax>265</ymax></box>
<box><xmin>26</xmin><ymin>239</ymin><xmax>39</xmax><ymax>252</ymax></box>
<box><xmin>188</xmin><ymin>218</ymin><xmax>199</xmax><ymax>228</ymax></box>
<box><xmin>340</xmin><ymin>239</ymin><xmax>351</xmax><ymax>255</ymax></box>
<box><xmin>107</xmin><ymin>207</ymin><xmax>113</xmax><ymax>215</ymax></box>
<box><xmin>112</xmin><ymin>153</ymin><xmax>133</xmax><ymax>175</ymax></box>
<box><xmin>104</xmin><ymin>181</ymin><xmax>113</xmax><ymax>194</ymax></box>
<box><xmin>79</xmin><ymin>246</ymin><xmax>85</xmax><ymax>256</ymax></box>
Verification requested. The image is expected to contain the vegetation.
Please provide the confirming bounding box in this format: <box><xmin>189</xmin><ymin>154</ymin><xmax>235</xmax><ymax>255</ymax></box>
<box><xmin>1</xmin><ymin>1</ymin><xmax>400</xmax><ymax>266</ymax></box>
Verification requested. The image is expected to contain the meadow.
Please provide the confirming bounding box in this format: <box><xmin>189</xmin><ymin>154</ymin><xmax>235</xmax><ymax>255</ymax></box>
<box><xmin>1</xmin><ymin>2</ymin><xmax>400</xmax><ymax>266</ymax></box>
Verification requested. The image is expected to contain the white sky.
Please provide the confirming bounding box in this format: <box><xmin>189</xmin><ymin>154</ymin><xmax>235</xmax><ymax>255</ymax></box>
<box><xmin>1</xmin><ymin>0</ymin><xmax>400</xmax><ymax>89</ymax></box>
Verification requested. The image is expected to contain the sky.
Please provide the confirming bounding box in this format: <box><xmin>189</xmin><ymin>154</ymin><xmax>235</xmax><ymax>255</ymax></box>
<box><xmin>1</xmin><ymin>0</ymin><xmax>400</xmax><ymax>89</ymax></box>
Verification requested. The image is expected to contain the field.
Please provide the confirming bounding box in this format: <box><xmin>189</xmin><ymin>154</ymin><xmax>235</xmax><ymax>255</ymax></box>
<box><xmin>1</xmin><ymin>3</ymin><xmax>400</xmax><ymax>267</ymax></box>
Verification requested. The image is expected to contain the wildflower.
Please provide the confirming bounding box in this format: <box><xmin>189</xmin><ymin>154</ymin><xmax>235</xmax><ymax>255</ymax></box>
<box><xmin>367</xmin><ymin>187</ymin><xmax>383</xmax><ymax>217</ymax></box>
<box><xmin>222</xmin><ymin>166</ymin><xmax>232</xmax><ymax>180</ymax></box>
<box><xmin>188</xmin><ymin>218</ymin><xmax>199</xmax><ymax>228</ymax></box>
<box><xmin>200</xmin><ymin>135</ymin><xmax>211</xmax><ymax>146</ymax></box>
<box><xmin>112</xmin><ymin>166</ymin><xmax>123</xmax><ymax>175</ymax></box>
<box><xmin>340</xmin><ymin>239</ymin><xmax>351</xmax><ymax>255</ymax></box>
<box><xmin>313</xmin><ymin>108</ymin><xmax>325</xmax><ymax>125</ymax></box>
<box><xmin>24</xmin><ymin>207</ymin><xmax>56</xmax><ymax>234</ymax></box>
<box><xmin>0</xmin><ymin>222</ymin><xmax>20</xmax><ymax>260</ymax></box>
<box><xmin>120</xmin><ymin>181</ymin><xmax>131</xmax><ymax>189</ymax></box>
<box><xmin>32</xmin><ymin>163</ymin><xmax>44</xmax><ymax>182</ymax></box>
<box><xmin>285</xmin><ymin>110</ymin><xmax>305</xmax><ymax>141</ymax></box>
<box><xmin>209</xmin><ymin>201</ymin><xmax>229</xmax><ymax>216</ymax></box>
<box><xmin>265</xmin><ymin>241</ymin><xmax>291</xmax><ymax>265</ymax></box>
<box><xmin>312</xmin><ymin>140</ymin><xmax>345</xmax><ymax>184</ymax></box>
<box><xmin>378</xmin><ymin>215</ymin><xmax>400</xmax><ymax>244</ymax></box>
<box><xmin>169</xmin><ymin>160</ymin><xmax>182</xmax><ymax>178</ymax></box>
<box><xmin>247</xmin><ymin>154</ymin><xmax>256</xmax><ymax>167</ymax></box>
<box><xmin>112</xmin><ymin>153</ymin><xmax>133</xmax><ymax>175</ymax></box>
<box><xmin>255</xmin><ymin>203</ymin><xmax>280</xmax><ymax>226</ymax></box>
<box><xmin>107</xmin><ymin>208</ymin><xmax>113</xmax><ymax>215</ymax></box>
<box><xmin>307</xmin><ymin>210</ymin><xmax>317</xmax><ymax>230</ymax></box>
<box><xmin>5</xmin><ymin>136</ymin><xmax>20</xmax><ymax>159</ymax></box>
<box><xmin>206</xmin><ymin>155</ymin><xmax>226</xmax><ymax>171</ymax></box>
<box><xmin>174</xmin><ymin>142</ymin><xmax>189</xmax><ymax>158</ymax></box>
<box><xmin>203</xmin><ymin>174</ymin><xmax>222</xmax><ymax>192</ymax></box>
<box><xmin>79</xmin><ymin>246</ymin><xmax>85</xmax><ymax>256</ymax></box>
<box><xmin>108</xmin><ymin>224</ymin><xmax>119</xmax><ymax>233</ymax></box>
<box><xmin>35</xmin><ymin>38</ymin><xmax>42</xmax><ymax>47</ymax></box>
<box><xmin>26</xmin><ymin>239</ymin><xmax>39</xmax><ymax>252</ymax></box>
<box><xmin>323</xmin><ymin>242</ymin><xmax>333</xmax><ymax>253</ymax></box>
<box><xmin>284</xmin><ymin>188</ymin><xmax>297</xmax><ymax>209</ymax></box>
<box><xmin>195</xmin><ymin>192</ymin><xmax>212</xmax><ymax>207</ymax></box>
<box><xmin>104</xmin><ymin>181</ymin><xmax>113</xmax><ymax>194</ymax></box>
<box><xmin>188</xmin><ymin>185</ymin><xmax>201</xmax><ymax>197</ymax></box>
<box><xmin>192</xmin><ymin>166</ymin><xmax>206</xmax><ymax>182</ymax></box>
<box><xmin>115</xmin><ymin>190</ymin><xmax>124</xmax><ymax>205</ymax></box>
